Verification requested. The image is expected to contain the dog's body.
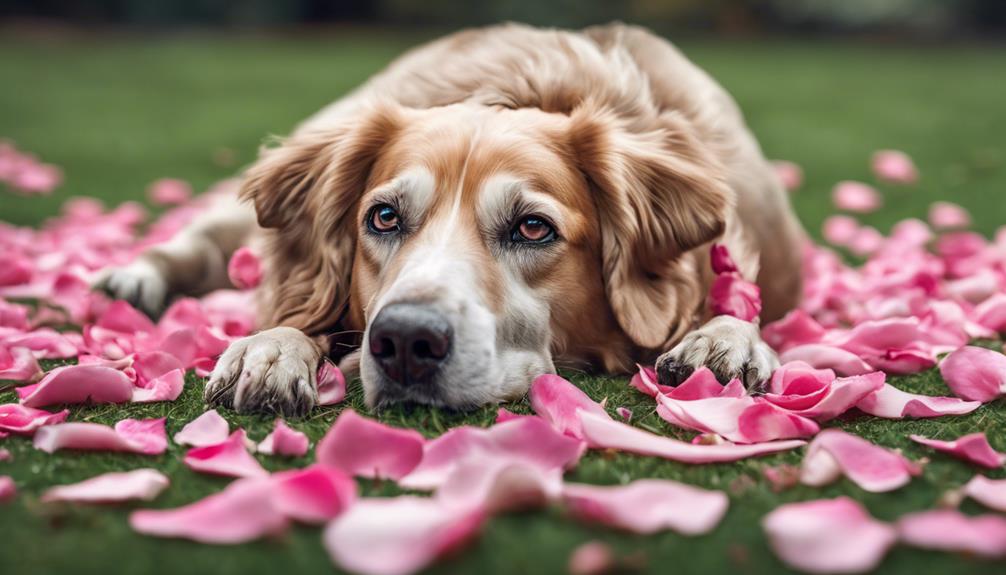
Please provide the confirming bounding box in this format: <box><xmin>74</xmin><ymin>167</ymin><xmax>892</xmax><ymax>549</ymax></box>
<box><xmin>98</xmin><ymin>23</ymin><xmax>804</xmax><ymax>415</ymax></box>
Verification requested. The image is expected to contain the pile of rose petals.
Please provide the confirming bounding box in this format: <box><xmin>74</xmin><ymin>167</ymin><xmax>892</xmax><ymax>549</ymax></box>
<box><xmin>3</xmin><ymin>146</ymin><xmax>1006</xmax><ymax>575</ymax></box>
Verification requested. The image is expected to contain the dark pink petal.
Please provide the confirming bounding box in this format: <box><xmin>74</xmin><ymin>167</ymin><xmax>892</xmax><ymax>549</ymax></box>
<box><xmin>0</xmin><ymin>345</ymin><xmax>41</xmax><ymax>381</ymax></box>
<box><xmin>568</xmin><ymin>541</ymin><xmax>615</xmax><ymax>575</ymax></box>
<box><xmin>33</xmin><ymin>418</ymin><xmax>167</xmax><ymax>455</ymax></box>
<box><xmin>833</xmin><ymin>181</ymin><xmax>882</xmax><ymax>213</ymax></box>
<box><xmin>147</xmin><ymin>178</ymin><xmax>192</xmax><ymax>206</ymax></box>
<box><xmin>131</xmin><ymin>368</ymin><xmax>184</xmax><ymax>403</ymax></box>
<box><xmin>762</xmin><ymin>309</ymin><xmax>826</xmax><ymax>352</ymax></box>
<box><xmin>227</xmin><ymin>247</ymin><xmax>262</xmax><ymax>290</ymax></box>
<box><xmin>856</xmin><ymin>383</ymin><xmax>980</xmax><ymax>418</ymax></box>
<box><xmin>928</xmin><ymin>201</ymin><xmax>970</xmax><ymax>230</ymax></box>
<box><xmin>763</xmin><ymin>497</ymin><xmax>896</xmax><ymax>574</ymax></box>
<box><xmin>0</xmin><ymin>448</ymin><xmax>10</xmax><ymax>461</ymax></box>
<box><xmin>0</xmin><ymin>298</ymin><xmax>30</xmax><ymax>329</ymax></box>
<box><xmin>664</xmin><ymin>367</ymin><xmax>740</xmax><ymax>400</ymax></box>
<box><xmin>317</xmin><ymin>360</ymin><xmax>346</xmax><ymax>405</ymax></box>
<box><xmin>848</xmin><ymin>225</ymin><xmax>884</xmax><ymax>256</ymax></box>
<box><xmin>270</xmin><ymin>464</ymin><xmax>357</xmax><ymax>524</ymax></box>
<box><xmin>709</xmin><ymin>273</ymin><xmax>761</xmax><ymax>321</ymax></box>
<box><xmin>945</xmin><ymin>271</ymin><xmax>998</xmax><ymax>304</ymax></box>
<box><xmin>578</xmin><ymin>410</ymin><xmax>805</xmax><ymax>463</ymax></box>
<box><xmin>258</xmin><ymin>419</ymin><xmax>309</xmax><ymax>457</ymax></box>
<box><xmin>131</xmin><ymin>477</ymin><xmax>287</xmax><ymax>544</ymax></box>
<box><xmin>709</xmin><ymin>243</ymin><xmax>739</xmax><ymax>274</ymax></box>
<box><xmin>766</xmin><ymin>361</ymin><xmax>834</xmax><ymax>399</ymax></box>
<box><xmin>0</xmin><ymin>476</ymin><xmax>15</xmax><ymax>503</ymax></box>
<box><xmin>3</xmin><ymin>328</ymin><xmax>79</xmax><ymax>359</ymax></box>
<box><xmin>173</xmin><ymin>409</ymin><xmax>230</xmax><ymax>447</ymax></box>
<box><xmin>616</xmin><ymin>407</ymin><xmax>632</xmax><ymax>421</ymax></box>
<box><xmin>897</xmin><ymin>510</ymin><xmax>1006</xmax><ymax>559</ymax></box>
<box><xmin>19</xmin><ymin>364</ymin><xmax>134</xmax><ymax>408</ymax></box>
<box><xmin>963</xmin><ymin>475</ymin><xmax>1006</xmax><ymax>512</ymax></box>
<box><xmin>779</xmin><ymin>344</ymin><xmax>874</xmax><ymax>376</ymax></box>
<box><xmin>529</xmin><ymin>374</ymin><xmax>610</xmax><ymax>440</ymax></box>
<box><xmin>184</xmin><ymin>430</ymin><xmax>266</xmax><ymax>478</ymax></box>
<box><xmin>801</xmin><ymin>429</ymin><xmax>920</xmax><ymax>492</ymax></box>
<box><xmin>772</xmin><ymin>160</ymin><xmax>803</xmax><ymax>191</ymax></box>
<box><xmin>822</xmin><ymin>215</ymin><xmax>860</xmax><ymax>247</ymax></box>
<box><xmin>910</xmin><ymin>433</ymin><xmax>1006</xmax><ymax>468</ymax></box>
<box><xmin>562</xmin><ymin>479</ymin><xmax>728</xmax><ymax>535</ymax></box>
<box><xmin>41</xmin><ymin>469</ymin><xmax>169</xmax><ymax>503</ymax></box>
<box><xmin>133</xmin><ymin>351</ymin><xmax>183</xmax><ymax>386</ymax></box>
<box><xmin>872</xmin><ymin>150</ymin><xmax>918</xmax><ymax>184</ymax></box>
<box><xmin>940</xmin><ymin>345</ymin><xmax>1006</xmax><ymax>402</ymax></box>
<box><xmin>628</xmin><ymin>365</ymin><xmax>672</xmax><ymax>397</ymax></box>
<box><xmin>323</xmin><ymin>496</ymin><xmax>485</xmax><ymax>575</ymax></box>
<box><xmin>316</xmin><ymin>410</ymin><xmax>425</xmax><ymax>481</ymax></box>
<box><xmin>0</xmin><ymin>404</ymin><xmax>69</xmax><ymax>435</ymax></box>
<box><xmin>494</xmin><ymin>407</ymin><xmax>525</xmax><ymax>423</ymax></box>
<box><xmin>767</xmin><ymin>371</ymin><xmax>885</xmax><ymax>421</ymax></box>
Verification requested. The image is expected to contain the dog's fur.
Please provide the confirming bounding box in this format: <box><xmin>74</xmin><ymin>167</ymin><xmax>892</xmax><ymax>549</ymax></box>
<box><xmin>97</xmin><ymin>23</ymin><xmax>804</xmax><ymax>415</ymax></box>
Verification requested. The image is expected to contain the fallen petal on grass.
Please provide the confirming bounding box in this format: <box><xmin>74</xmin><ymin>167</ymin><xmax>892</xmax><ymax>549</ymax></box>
<box><xmin>562</xmin><ymin>479</ymin><xmax>728</xmax><ymax>535</ymax></box>
<box><xmin>41</xmin><ymin>469</ymin><xmax>169</xmax><ymax>503</ymax></box>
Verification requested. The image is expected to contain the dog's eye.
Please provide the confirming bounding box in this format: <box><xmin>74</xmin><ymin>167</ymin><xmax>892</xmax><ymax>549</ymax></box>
<box><xmin>511</xmin><ymin>216</ymin><xmax>556</xmax><ymax>244</ymax></box>
<box><xmin>367</xmin><ymin>204</ymin><xmax>401</xmax><ymax>234</ymax></box>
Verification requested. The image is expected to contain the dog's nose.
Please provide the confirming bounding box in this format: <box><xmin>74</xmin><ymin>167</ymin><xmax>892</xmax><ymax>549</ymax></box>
<box><xmin>368</xmin><ymin>303</ymin><xmax>452</xmax><ymax>385</ymax></box>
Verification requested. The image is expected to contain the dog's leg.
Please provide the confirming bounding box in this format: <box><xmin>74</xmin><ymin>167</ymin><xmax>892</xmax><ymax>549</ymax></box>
<box><xmin>94</xmin><ymin>188</ymin><xmax>256</xmax><ymax>316</ymax></box>
<box><xmin>204</xmin><ymin>326</ymin><xmax>323</xmax><ymax>416</ymax></box>
<box><xmin>654</xmin><ymin>315</ymin><xmax>779</xmax><ymax>392</ymax></box>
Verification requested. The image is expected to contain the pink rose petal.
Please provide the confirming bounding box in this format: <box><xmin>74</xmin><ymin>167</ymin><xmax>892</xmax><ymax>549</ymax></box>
<box><xmin>897</xmin><ymin>509</ymin><xmax>1006</xmax><ymax>559</ymax></box>
<box><xmin>0</xmin><ymin>476</ymin><xmax>15</xmax><ymax>503</ymax></box>
<box><xmin>33</xmin><ymin>418</ymin><xmax>167</xmax><ymax>455</ymax></box>
<box><xmin>270</xmin><ymin>464</ymin><xmax>357</xmax><ymax>524</ymax></box>
<box><xmin>974</xmin><ymin>293</ymin><xmax>1006</xmax><ymax>333</ymax></box>
<box><xmin>929</xmin><ymin>201</ymin><xmax>971</xmax><ymax>230</ymax></box>
<box><xmin>317</xmin><ymin>360</ymin><xmax>346</xmax><ymax>405</ymax></box>
<box><xmin>764</xmin><ymin>364</ymin><xmax>884</xmax><ymax>421</ymax></box>
<box><xmin>316</xmin><ymin>410</ymin><xmax>425</xmax><ymax>481</ymax></box>
<box><xmin>568</xmin><ymin>541</ymin><xmax>615</xmax><ymax>575</ymax></box>
<box><xmin>0</xmin><ymin>448</ymin><xmax>9</xmax><ymax>461</ymax></box>
<box><xmin>963</xmin><ymin>475</ymin><xmax>1006</xmax><ymax>512</ymax></box>
<box><xmin>184</xmin><ymin>430</ymin><xmax>266</xmax><ymax>478</ymax></box>
<box><xmin>257</xmin><ymin>419</ymin><xmax>309</xmax><ymax>457</ymax></box>
<box><xmin>780</xmin><ymin>344</ymin><xmax>875</xmax><ymax>376</ymax></box>
<box><xmin>147</xmin><ymin>178</ymin><xmax>192</xmax><ymax>206</ymax></box>
<box><xmin>872</xmin><ymin>150</ymin><xmax>918</xmax><ymax>184</ymax></box>
<box><xmin>131</xmin><ymin>368</ymin><xmax>184</xmax><ymax>403</ymax></box>
<box><xmin>578</xmin><ymin>410</ymin><xmax>805</xmax><ymax>463</ymax></box>
<box><xmin>856</xmin><ymin>383</ymin><xmax>981</xmax><ymax>418</ymax></box>
<box><xmin>227</xmin><ymin>246</ymin><xmax>262</xmax><ymax>290</ymax></box>
<box><xmin>628</xmin><ymin>365</ymin><xmax>672</xmax><ymax>397</ymax></box>
<box><xmin>772</xmin><ymin>160</ymin><xmax>803</xmax><ymax>191</ymax></box>
<box><xmin>762</xmin><ymin>309</ymin><xmax>826</xmax><ymax>353</ymax></box>
<box><xmin>19</xmin><ymin>364</ymin><xmax>134</xmax><ymax>408</ymax></box>
<box><xmin>909</xmin><ymin>433</ymin><xmax>1006</xmax><ymax>469</ymax></box>
<box><xmin>0</xmin><ymin>345</ymin><xmax>41</xmax><ymax>381</ymax></box>
<box><xmin>656</xmin><ymin>393</ymin><xmax>819</xmax><ymax>444</ymax></box>
<box><xmin>801</xmin><ymin>429</ymin><xmax>920</xmax><ymax>492</ymax></box>
<box><xmin>41</xmin><ymin>469</ymin><xmax>169</xmax><ymax>503</ymax></box>
<box><xmin>664</xmin><ymin>367</ymin><xmax>744</xmax><ymax>400</ymax></box>
<box><xmin>0</xmin><ymin>403</ymin><xmax>69</xmax><ymax>435</ymax></box>
<box><xmin>940</xmin><ymin>345</ymin><xmax>1006</xmax><ymax>402</ymax></box>
<box><xmin>763</xmin><ymin>497</ymin><xmax>896</xmax><ymax>574</ymax></box>
<box><xmin>131</xmin><ymin>477</ymin><xmax>287</xmax><ymax>544</ymax></box>
<box><xmin>529</xmin><ymin>373</ymin><xmax>610</xmax><ymax>440</ymax></box>
<box><xmin>833</xmin><ymin>181</ymin><xmax>882</xmax><ymax>213</ymax></box>
<box><xmin>97</xmin><ymin>300</ymin><xmax>155</xmax><ymax>334</ymax></box>
<box><xmin>173</xmin><ymin>409</ymin><xmax>230</xmax><ymax>447</ymax></box>
<box><xmin>435</xmin><ymin>455</ymin><xmax>563</xmax><ymax>514</ymax></box>
<box><xmin>822</xmin><ymin>215</ymin><xmax>860</xmax><ymax>247</ymax></box>
<box><xmin>562</xmin><ymin>479</ymin><xmax>728</xmax><ymax>535</ymax></box>
<box><xmin>323</xmin><ymin>496</ymin><xmax>485</xmax><ymax>575</ymax></box>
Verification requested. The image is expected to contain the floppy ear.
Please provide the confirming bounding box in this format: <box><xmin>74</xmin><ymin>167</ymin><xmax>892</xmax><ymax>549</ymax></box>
<box><xmin>240</xmin><ymin>104</ymin><xmax>405</xmax><ymax>334</ymax></box>
<box><xmin>568</xmin><ymin>104</ymin><xmax>732</xmax><ymax>348</ymax></box>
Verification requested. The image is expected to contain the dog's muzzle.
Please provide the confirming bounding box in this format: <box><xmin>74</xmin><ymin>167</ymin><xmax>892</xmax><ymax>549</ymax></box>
<box><xmin>367</xmin><ymin>302</ymin><xmax>453</xmax><ymax>387</ymax></box>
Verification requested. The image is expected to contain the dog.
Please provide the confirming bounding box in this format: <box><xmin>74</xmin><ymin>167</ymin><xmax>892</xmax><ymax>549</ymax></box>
<box><xmin>96</xmin><ymin>23</ymin><xmax>805</xmax><ymax>416</ymax></box>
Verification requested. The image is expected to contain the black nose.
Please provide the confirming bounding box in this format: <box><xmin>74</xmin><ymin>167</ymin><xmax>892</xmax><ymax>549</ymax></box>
<box><xmin>368</xmin><ymin>303</ymin><xmax>452</xmax><ymax>386</ymax></box>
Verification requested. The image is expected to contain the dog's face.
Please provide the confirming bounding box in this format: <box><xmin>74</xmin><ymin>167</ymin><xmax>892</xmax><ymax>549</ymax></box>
<box><xmin>242</xmin><ymin>102</ymin><xmax>730</xmax><ymax>409</ymax></box>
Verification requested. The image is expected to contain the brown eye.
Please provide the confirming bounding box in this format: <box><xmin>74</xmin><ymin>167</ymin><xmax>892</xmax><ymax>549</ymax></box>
<box><xmin>511</xmin><ymin>216</ymin><xmax>556</xmax><ymax>244</ymax></box>
<box><xmin>368</xmin><ymin>204</ymin><xmax>400</xmax><ymax>234</ymax></box>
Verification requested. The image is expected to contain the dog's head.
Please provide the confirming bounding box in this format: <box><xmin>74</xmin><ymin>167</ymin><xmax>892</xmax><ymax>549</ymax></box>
<box><xmin>242</xmin><ymin>102</ymin><xmax>730</xmax><ymax>409</ymax></box>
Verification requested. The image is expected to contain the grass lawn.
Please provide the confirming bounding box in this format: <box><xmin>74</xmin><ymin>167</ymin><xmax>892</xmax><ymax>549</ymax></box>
<box><xmin>2</xmin><ymin>28</ymin><xmax>1006</xmax><ymax>575</ymax></box>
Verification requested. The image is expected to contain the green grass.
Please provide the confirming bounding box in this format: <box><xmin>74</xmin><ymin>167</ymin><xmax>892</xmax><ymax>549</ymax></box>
<box><xmin>2</xmin><ymin>29</ymin><xmax>1006</xmax><ymax>575</ymax></box>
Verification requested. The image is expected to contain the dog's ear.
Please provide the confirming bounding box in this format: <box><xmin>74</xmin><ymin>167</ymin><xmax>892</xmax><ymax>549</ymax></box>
<box><xmin>567</xmin><ymin>104</ymin><xmax>732</xmax><ymax>348</ymax></box>
<box><xmin>241</xmin><ymin>104</ymin><xmax>406</xmax><ymax>334</ymax></box>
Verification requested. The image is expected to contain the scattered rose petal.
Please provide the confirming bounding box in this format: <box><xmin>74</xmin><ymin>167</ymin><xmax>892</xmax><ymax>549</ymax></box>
<box><xmin>833</xmin><ymin>181</ymin><xmax>882</xmax><ymax>213</ymax></box>
<box><xmin>568</xmin><ymin>541</ymin><xmax>615</xmax><ymax>575</ymax></box>
<box><xmin>872</xmin><ymin>150</ymin><xmax>918</xmax><ymax>184</ymax></box>
<box><xmin>763</xmin><ymin>497</ymin><xmax>896</xmax><ymax>574</ymax></box>
<box><xmin>173</xmin><ymin>409</ymin><xmax>230</xmax><ymax>447</ymax></box>
<box><xmin>19</xmin><ymin>364</ymin><xmax>134</xmax><ymax>408</ymax></box>
<box><xmin>801</xmin><ymin>429</ymin><xmax>920</xmax><ymax>492</ymax></box>
<box><xmin>270</xmin><ymin>464</ymin><xmax>357</xmax><ymax>524</ymax></box>
<box><xmin>855</xmin><ymin>383</ymin><xmax>981</xmax><ymax>418</ymax></box>
<box><xmin>963</xmin><ymin>475</ymin><xmax>1006</xmax><ymax>512</ymax></box>
<box><xmin>656</xmin><ymin>393</ymin><xmax>819</xmax><ymax>444</ymax></box>
<box><xmin>709</xmin><ymin>272</ymin><xmax>762</xmax><ymax>321</ymax></box>
<box><xmin>563</xmin><ymin>479</ymin><xmax>728</xmax><ymax>535</ymax></box>
<box><xmin>530</xmin><ymin>374</ymin><xmax>610</xmax><ymax>441</ymax></box>
<box><xmin>41</xmin><ymin>469</ymin><xmax>169</xmax><ymax>503</ymax></box>
<box><xmin>629</xmin><ymin>365</ymin><xmax>672</xmax><ymax>397</ymax></box>
<box><xmin>940</xmin><ymin>345</ymin><xmax>1006</xmax><ymax>402</ymax></box>
<box><xmin>897</xmin><ymin>509</ymin><xmax>1006</xmax><ymax>559</ymax></box>
<box><xmin>763</xmin><ymin>363</ymin><xmax>884</xmax><ymax>421</ymax></box>
<box><xmin>909</xmin><ymin>433</ymin><xmax>1006</xmax><ymax>468</ymax></box>
<box><xmin>33</xmin><ymin>418</ymin><xmax>167</xmax><ymax>455</ymax></box>
<box><xmin>316</xmin><ymin>410</ymin><xmax>425</xmax><ymax>481</ymax></box>
<box><xmin>436</xmin><ymin>455</ymin><xmax>563</xmax><ymax>514</ymax></box>
<box><xmin>131</xmin><ymin>368</ymin><xmax>184</xmax><ymax>403</ymax></box>
<box><xmin>0</xmin><ymin>476</ymin><xmax>15</xmax><ymax>503</ymax></box>
<box><xmin>317</xmin><ymin>360</ymin><xmax>346</xmax><ymax>405</ymax></box>
<box><xmin>0</xmin><ymin>403</ymin><xmax>69</xmax><ymax>435</ymax></box>
<box><xmin>822</xmin><ymin>215</ymin><xmax>860</xmax><ymax>247</ymax></box>
<box><xmin>779</xmin><ymin>344</ymin><xmax>874</xmax><ymax>376</ymax></box>
<box><xmin>147</xmin><ymin>178</ymin><xmax>192</xmax><ymax>206</ymax></box>
<box><xmin>0</xmin><ymin>345</ymin><xmax>41</xmax><ymax>381</ymax></box>
<box><xmin>929</xmin><ymin>201</ymin><xmax>971</xmax><ymax>230</ymax></box>
<box><xmin>616</xmin><ymin>407</ymin><xmax>632</xmax><ymax>421</ymax></box>
<box><xmin>258</xmin><ymin>419</ymin><xmax>309</xmax><ymax>457</ymax></box>
<box><xmin>772</xmin><ymin>160</ymin><xmax>803</xmax><ymax>191</ymax></box>
<box><xmin>227</xmin><ymin>246</ymin><xmax>262</xmax><ymax>290</ymax></box>
<box><xmin>184</xmin><ymin>430</ymin><xmax>266</xmax><ymax>478</ymax></box>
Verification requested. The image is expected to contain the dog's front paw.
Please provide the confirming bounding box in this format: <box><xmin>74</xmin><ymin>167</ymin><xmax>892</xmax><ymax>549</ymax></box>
<box><xmin>205</xmin><ymin>327</ymin><xmax>322</xmax><ymax>417</ymax></box>
<box><xmin>655</xmin><ymin>315</ymin><xmax>779</xmax><ymax>392</ymax></box>
<box><xmin>93</xmin><ymin>258</ymin><xmax>168</xmax><ymax>317</ymax></box>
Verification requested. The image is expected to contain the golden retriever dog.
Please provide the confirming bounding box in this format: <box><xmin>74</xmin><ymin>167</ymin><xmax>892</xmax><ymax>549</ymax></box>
<box><xmin>97</xmin><ymin>23</ymin><xmax>804</xmax><ymax>415</ymax></box>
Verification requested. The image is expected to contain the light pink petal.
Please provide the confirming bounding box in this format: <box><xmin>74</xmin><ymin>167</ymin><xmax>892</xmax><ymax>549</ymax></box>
<box><xmin>772</xmin><ymin>160</ymin><xmax>803</xmax><ymax>191</ymax></box>
<box><xmin>131</xmin><ymin>368</ymin><xmax>184</xmax><ymax>403</ymax></box>
<box><xmin>19</xmin><ymin>364</ymin><xmax>134</xmax><ymax>408</ymax></box>
<box><xmin>833</xmin><ymin>181</ymin><xmax>882</xmax><ymax>213</ymax></box>
<box><xmin>940</xmin><ymin>345</ymin><xmax>1006</xmax><ymax>402</ymax></box>
<box><xmin>529</xmin><ymin>374</ymin><xmax>610</xmax><ymax>440</ymax></box>
<box><xmin>974</xmin><ymin>293</ymin><xmax>1006</xmax><ymax>333</ymax></box>
<box><xmin>41</xmin><ymin>469</ymin><xmax>169</xmax><ymax>503</ymax></box>
<box><xmin>822</xmin><ymin>215</ymin><xmax>860</xmax><ymax>247</ymax></box>
<box><xmin>494</xmin><ymin>407</ymin><xmax>526</xmax><ymax>423</ymax></box>
<box><xmin>131</xmin><ymin>477</ymin><xmax>287</xmax><ymax>544</ymax></box>
<box><xmin>0</xmin><ymin>345</ymin><xmax>41</xmax><ymax>381</ymax></box>
<box><xmin>780</xmin><ymin>344</ymin><xmax>875</xmax><ymax>376</ymax></box>
<box><xmin>657</xmin><ymin>394</ymin><xmax>818</xmax><ymax>444</ymax></box>
<box><xmin>323</xmin><ymin>496</ymin><xmax>485</xmax><ymax>575</ymax></box>
<box><xmin>436</xmin><ymin>455</ymin><xmax>563</xmax><ymax>514</ymax></box>
<box><xmin>945</xmin><ymin>270</ymin><xmax>999</xmax><ymax>305</ymax></box>
<box><xmin>616</xmin><ymin>407</ymin><xmax>632</xmax><ymax>421</ymax></box>
<box><xmin>872</xmin><ymin>149</ymin><xmax>918</xmax><ymax>184</ymax></box>
<box><xmin>0</xmin><ymin>476</ymin><xmax>15</xmax><ymax>503</ymax></box>
<box><xmin>96</xmin><ymin>300</ymin><xmax>155</xmax><ymax>334</ymax></box>
<box><xmin>0</xmin><ymin>403</ymin><xmax>68</xmax><ymax>435</ymax></box>
<box><xmin>663</xmin><ymin>367</ymin><xmax>740</xmax><ymax>400</ymax></box>
<box><xmin>399</xmin><ymin>416</ymin><xmax>584</xmax><ymax>491</ymax></box>
<box><xmin>257</xmin><ymin>419</ymin><xmax>309</xmax><ymax>457</ymax></box>
<box><xmin>801</xmin><ymin>429</ymin><xmax>920</xmax><ymax>492</ymax></box>
<box><xmin>562</xmin><ymin>479</ymin><xmax>728</xmax><ymax>535</ymax></box>
<box><xmin>769</xmin><ymin>371</ymin><xmax>884</xmax><ymax>421</ymax></box>
<box><xmin>184</xmin><ymin>430</ymin><xmax>266</xmax><ymax>478</ymax></box>
<box><xmin>929</xmin><ymin>201</ymin><xmax>971</xmax><ymax>230</ymax></box>
<box><xmin>133</xmin><ymin>351</ymin><xmax>183</xmax><ymax>386</ymax></box>
<box><xmin>856</xmin><ymin>383</ymin><xmax>981</xmax><ymax>418</ymax></box>
<box><xmin>316</xmin><ymin>410</ymin><xmax>425</xmax><ymax>481</ymax></box>
<box><xmin>897</xmin><ymin>509</ymin><xmax>1006</xmax><ymax>559</ymax></box>
<box><xmin>173</xmin><ymin>409</ymin><xmax>230</xmax><ymax>447</ymax></box>
<box><xmin>270</xmin><ymin>464</ymin><xmax>357</xmax><ymax>524</ymax></box>
<box><xmin>909</xmin><ymin>433</ymin><xmax>1006</xmax><ymax>468</ymax></box>
<box><xmin>227</xmin><ymin>246</ymin><xmax>262</xmax><ymax>290</ymax></box>
<box><xmin>317</xmin><ymin>360</ymin><xmax>346</xmax><ymax>405</ymax></box>
<box><xmin>761</xmin><ymin>309</ymin><xmax>826</xmax><ymax>352</ymax></box>
<box><xmin>147</xmin><ymin>178</ymin><xmax>192</xmax><ymax>206</ymax></box>
<box><xmin>628</xmin><ymin>365</ymin><xmax>672</xmax><ymax>397</ymax></box>
<box><xmin>963</xmin><ymin>475</ymin><xmax>1006</xmax><ymax>512</ymax></box>
<box><xmin>763</xmin><ymin>497</ymin><xmax>896</xmax><ymax>574</ymax></box>
<box><xmin>578</xmin><ymin>410</ymin><xmax>805</xmax><ymax>463</ymax></box>
<box><xmin>568</xmin><ymin>541</ymin><xmax>615</xmax><ymax>575</ymax></box>
<box><xmin>33</xmin><ymin>418</ymin><xmax>167</xmax><ymax>455</ymax></box>
<box><xmin>709</xmin><ymin>272</ymin><xmax>761</xmax><ymax>321</ymax></box>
